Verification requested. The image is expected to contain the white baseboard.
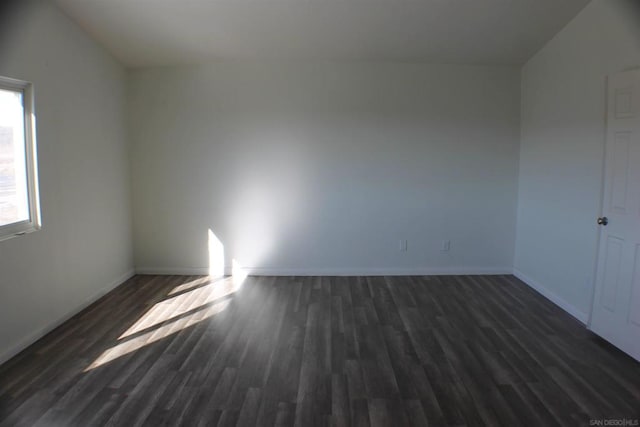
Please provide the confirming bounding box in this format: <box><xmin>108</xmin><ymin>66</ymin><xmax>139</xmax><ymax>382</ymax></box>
<box><xmin>135</xmin><ymin>265</ymin><xmax>513</xmax><ymax>277</ymax></box>
<box><xmin>242</xmin><ymin>266</ymin><xmax>514</xmax><ymax>276</ymax></box>
<box><xmin>513</xmin><ymin>268</ymin><xmax>589</xmax><ymax>324</ymax></box>
<box><xmin>0</xmin><ymin>268</ymin><xmax>136</xmax><ymax>365</ymax></box>
<box><xmin>135</xmin><ymin>266</ymin><xmax>214</xmax><ymax>276</ymax></box>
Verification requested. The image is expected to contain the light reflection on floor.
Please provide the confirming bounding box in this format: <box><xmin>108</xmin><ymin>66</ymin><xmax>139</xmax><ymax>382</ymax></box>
<box><xmin>85</xmin><ymin>273</ymin><xmax>246</xmax><ymax>371</ymax></box>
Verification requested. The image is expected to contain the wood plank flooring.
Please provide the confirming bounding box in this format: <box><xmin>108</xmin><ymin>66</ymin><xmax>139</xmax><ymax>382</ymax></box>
<box><xmin>0</xmin><ymin>275</ymin><xmax>639</xmax><ymax>426</ymax></box>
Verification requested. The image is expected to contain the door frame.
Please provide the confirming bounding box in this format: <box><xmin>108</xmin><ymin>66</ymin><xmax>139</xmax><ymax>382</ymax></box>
<box><xmin>586</xmin><ymin>75</ymin><xmax>611</xmax><ymax>329</ymax></box>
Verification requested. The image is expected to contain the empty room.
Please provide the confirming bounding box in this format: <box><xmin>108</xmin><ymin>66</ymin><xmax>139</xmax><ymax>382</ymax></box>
<box><xmin>1</xmin><ymin>0</ymin><xmax>639</xmax><ymax>425</ymax></box>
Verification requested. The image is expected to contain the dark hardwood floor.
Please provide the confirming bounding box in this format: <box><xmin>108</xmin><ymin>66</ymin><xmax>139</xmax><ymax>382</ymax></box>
<box><xmin>0</xmin><ymin>274</ymin><xmax>639</xmax><ymax>426</ymax></box>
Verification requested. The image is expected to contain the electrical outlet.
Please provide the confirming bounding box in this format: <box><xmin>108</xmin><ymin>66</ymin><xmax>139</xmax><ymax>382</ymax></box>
<box><xmin>441</xmin><ymin>240</ymin><xmax>450</xmax><ymax>252</ymax></box>
<box><xmin>399</xmin><ymin>240</ymin><xmax>408</xmax><ymax>252</ymax></box>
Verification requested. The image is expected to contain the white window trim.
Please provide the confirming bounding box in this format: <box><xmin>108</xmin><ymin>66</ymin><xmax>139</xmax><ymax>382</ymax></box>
<box><xmin>0</xmin><ymin>76</ymin><xmax>41</xmax><ymax>242</ymax></box>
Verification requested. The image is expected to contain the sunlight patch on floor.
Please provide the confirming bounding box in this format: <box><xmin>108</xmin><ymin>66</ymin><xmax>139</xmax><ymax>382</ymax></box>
<box><xmin>84</xmin><ymin>274</ymin><xmax>246</xmax><ymax>371</ymax></box>
<box><xmin>85</xmin><ymin>226</ymin><xmax>252</xmax><ymax>371</ymax></box>
<box><xmin>167</xmin><ymin>276</ymin><xmax>217</xmax><ymax>296</ymax></box>
<box><xmin>120</xmin><ymin>277</ymin><xmax>242</xmax><ymax>340</ymax></box>
<box><xmin>85</xmin><ymin>298</ymin><xmax>230</xmax><ymax>371</ymax></box>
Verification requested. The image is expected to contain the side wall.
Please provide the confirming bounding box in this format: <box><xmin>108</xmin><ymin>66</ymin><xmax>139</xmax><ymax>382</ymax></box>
<box><xmin>0</xmin><ymin>1</ymin><xmax>134</xmax><ymax>363</ymax></box>
<box><xmin>129</xmin><ymin>62</ymin><xmax>521</xmax><ymax>275</ymax></box>
<box><xmin>515</xmin><ymin>0</ymin><xmax>640</xmax><ymax>322</ymax></box>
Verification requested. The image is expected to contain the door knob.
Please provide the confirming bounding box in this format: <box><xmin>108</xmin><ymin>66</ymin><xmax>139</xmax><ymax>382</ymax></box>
<box><xmin>597</xmin><ymin>217</ymin><xmax>608</xmax><ymax>226</ymax></box>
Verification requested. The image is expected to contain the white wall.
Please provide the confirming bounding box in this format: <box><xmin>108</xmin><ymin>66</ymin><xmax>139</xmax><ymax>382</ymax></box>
<box><xmin>129</xmin><ymin>62</ymin><xmax>520</xmax><ymax>275</ymax></box>
<box><xmin>0</xmin><ymin>1</ymin><xmax>133</xmax><ymax>362</ymax></box>
<box><xmin>515</xmin><ymin>0</ymin><xmax>640</xmax><ymax>322</ymax></box>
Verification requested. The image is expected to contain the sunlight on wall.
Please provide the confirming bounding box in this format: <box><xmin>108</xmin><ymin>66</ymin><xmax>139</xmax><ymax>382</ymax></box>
<box><xmin>208</xmin><ymin>229</ymin><xmax>225</xmax><ymax>277</ymax></box>
<box><xmin>232</xmin><ymin>258</ymin><xmax>248</xmax><ymax>284</ymax></box>
<box><xmin>228</xmin><ymin>177</ymin><xmax>291</xmax><ymax>269</ymax></box>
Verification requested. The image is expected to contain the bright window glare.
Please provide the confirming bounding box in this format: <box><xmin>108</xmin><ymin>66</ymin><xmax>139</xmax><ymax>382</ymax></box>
<box><xmin>0</xmin><ymin>88</ymin><xmax>29</xmax><ymax>226</ymax></box>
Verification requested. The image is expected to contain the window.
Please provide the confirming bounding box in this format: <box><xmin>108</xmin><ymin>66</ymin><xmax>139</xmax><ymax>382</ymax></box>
<box><xmin>0</xmin><ymin>76</ymin><xmax>40</xmax><ymax>241</ymax></box>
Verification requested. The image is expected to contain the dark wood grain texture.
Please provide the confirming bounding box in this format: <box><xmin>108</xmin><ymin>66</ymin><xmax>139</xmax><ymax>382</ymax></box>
<box><xmin>0</xmin><ymin>274</ymin><xmax>638</xmax><ymax>426</ymax></box>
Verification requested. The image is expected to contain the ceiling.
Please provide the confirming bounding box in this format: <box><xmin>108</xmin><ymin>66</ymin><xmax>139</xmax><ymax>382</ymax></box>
<box><xmin>54</xmin><ymin>0</ymin><xmax>591</xmax><ymax>68</ymax></box>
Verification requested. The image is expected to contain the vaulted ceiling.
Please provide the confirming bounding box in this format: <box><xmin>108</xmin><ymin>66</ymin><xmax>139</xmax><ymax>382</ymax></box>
<box><xmin>55</xmin><ymin>0</ymin><xmax>591</xmax><ymax>68</ymax></box>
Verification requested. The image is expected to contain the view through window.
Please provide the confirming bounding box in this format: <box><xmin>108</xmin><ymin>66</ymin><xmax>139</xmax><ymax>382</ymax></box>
<box><xmin>0</xmin><ymin>76</ymin><xmax>40</xmax><ymax>241</ymax></box>
<box><xmin>0</xmin><ymin>88</ymin><xmax>29</xmax><ymax>227</ymax></box>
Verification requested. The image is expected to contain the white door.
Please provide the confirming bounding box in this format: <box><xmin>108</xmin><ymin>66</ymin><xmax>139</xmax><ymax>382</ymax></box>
<box><xmin>590</xmin><ymin>69</ymin><xmax>640</xmax><ymax>361</ymax></box>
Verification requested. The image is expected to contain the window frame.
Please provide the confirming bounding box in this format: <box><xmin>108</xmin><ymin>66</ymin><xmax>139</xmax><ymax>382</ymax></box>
<box><xmin>0</xmin><ymin>76</ymin><xmax>40</xmax><ymax>242</ymax></box>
